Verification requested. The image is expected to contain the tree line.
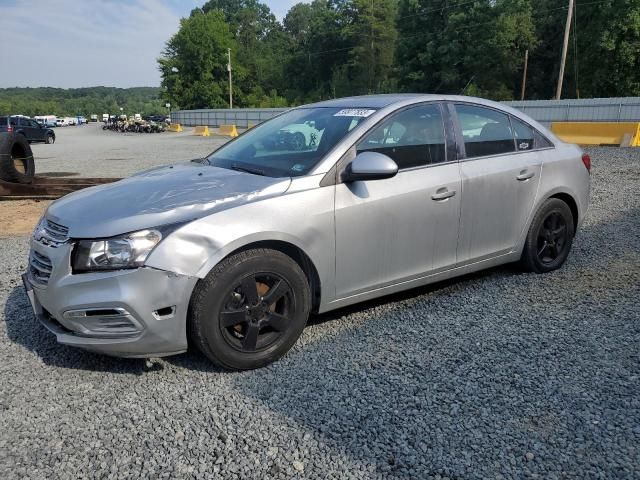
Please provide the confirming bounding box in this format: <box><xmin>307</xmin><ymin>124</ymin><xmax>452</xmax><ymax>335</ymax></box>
<box><xmin>159</xmin><ymin>0</ymin><xmax>640</xmax><ymax>110</ymax></box>
<box><xmin>0</xmin><ymin>87</ymin><xmax>165</xmax><ymax>117</ymax></box>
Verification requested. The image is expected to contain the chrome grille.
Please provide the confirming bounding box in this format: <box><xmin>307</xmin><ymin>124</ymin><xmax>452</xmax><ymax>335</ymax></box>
<box><xmin>29</xmin><ymin>250</ymin><xmax>53</xmax><ymax>285</ymax></box>
<box><xmin>43</xmin><ymin>220</ymin><xmax>69</xmax><ymax>243</ymax></box>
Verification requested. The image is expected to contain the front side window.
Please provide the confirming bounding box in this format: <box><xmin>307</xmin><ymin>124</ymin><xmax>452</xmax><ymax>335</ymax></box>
<box><xmin>455</xmin><ymin>104</ymin><xmax>515</xmax><ymax>158</ymax></box>
<box><xmin>207</xmin><ymin>107</ymin><xmax>374</xmax><ymax>177</ymax></box>
<box><xmin>357</xmin><ymin>104</ymin><xmax>446</xmax><ymax>169</ymax></box>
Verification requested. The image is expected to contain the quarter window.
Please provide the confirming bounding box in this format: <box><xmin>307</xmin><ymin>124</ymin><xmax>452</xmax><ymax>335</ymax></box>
<box><xmin>455</xmin><ymin>104</ymin><xmax>515</xmax><ymax>158</ymax></box>
<box><xmin>357</xmin><ymin>104</ymin><xmax>446</xmax><ymax>169</ymax></box>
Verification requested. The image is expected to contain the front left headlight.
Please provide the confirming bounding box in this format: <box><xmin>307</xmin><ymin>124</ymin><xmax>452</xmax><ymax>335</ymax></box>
<box><xmin>72</xmin><ymin>229</ymin><xmax>163</xmax><ymax>272</ymax></box>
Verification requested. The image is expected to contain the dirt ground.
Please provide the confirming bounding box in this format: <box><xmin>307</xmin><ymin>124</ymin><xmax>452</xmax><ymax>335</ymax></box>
<box><xmin>0</xmin><ymin>200</ymin><xmax>50</xmax><ymax>237</ymax></box>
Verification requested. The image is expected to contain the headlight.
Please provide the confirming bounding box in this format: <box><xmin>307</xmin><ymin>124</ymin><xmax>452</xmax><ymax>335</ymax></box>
<box><xmin>72</xmin><ymin>229</ymin><xmax>162</xmax><ymax>272</ymax></box>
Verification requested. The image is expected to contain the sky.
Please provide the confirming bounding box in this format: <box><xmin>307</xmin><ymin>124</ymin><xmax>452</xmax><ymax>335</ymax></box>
<box><xmin>0</xmin><ymin>0</ymin><xmax>305</xmax><ymax>89</ymax></box>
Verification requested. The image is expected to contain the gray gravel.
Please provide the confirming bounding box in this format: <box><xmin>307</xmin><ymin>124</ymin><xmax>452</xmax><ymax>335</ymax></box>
<box><xmin>29</xmin><ymin>123</ymin><xmax>227</xmax><ymax>178</ymax></box>
<box><xmin>1</xmin><ymin>147</ymin><xmax>639</xmax><ymax>479</ymax></box>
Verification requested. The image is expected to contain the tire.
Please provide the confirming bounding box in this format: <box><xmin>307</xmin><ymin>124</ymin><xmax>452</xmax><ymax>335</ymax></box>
<box><xmin>189</xmin><ymin>248</ymin><xmax>311</xmax><ymax>370</ymax></box>
<box><xmin>46</xmin><ymin>133</ymin><xmax>55</xmax><ymax>144</ymax></box>
<box><xmin>520</xmin><ymin>198</ymin><xmax>575</xmax><ymax>273</ymax></box>
<box><xmin>0</xmin><ymin>133</ymin><xmax>35</xmax><ymax>184</ymax></box>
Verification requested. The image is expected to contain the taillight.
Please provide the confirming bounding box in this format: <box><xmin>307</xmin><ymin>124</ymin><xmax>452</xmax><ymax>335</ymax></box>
<box><xmin>581</xmin><ymin>153</ymin><xmax>591</xmax><ymax>173</ymax></box>
<box><xmin>7</xmin><ymin>126</ymin><xmax>12</xmax><ymax>133</ymax></box>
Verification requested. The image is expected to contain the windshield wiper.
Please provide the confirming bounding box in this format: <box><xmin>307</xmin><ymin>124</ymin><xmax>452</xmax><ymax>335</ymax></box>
<box><xmin>230</xmin><ymin>164</ymin><xmax>266</xmax><ymax>176</ymax></box>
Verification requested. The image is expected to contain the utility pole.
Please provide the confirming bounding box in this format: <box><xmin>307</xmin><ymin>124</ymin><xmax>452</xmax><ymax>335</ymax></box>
<box><xmin>555</xmin><ymin>0</ymin><xmax>574</xmax><ymax>100</ymax></box>
<box><xmin>227</xmin><ymin>48</ymin><xmax>233</xmax><ymax>109</ymax></box>
<box><xmin>521</xmin><ymin>49</ymin><xmax>529</xmax><ymax>101</ymax></box>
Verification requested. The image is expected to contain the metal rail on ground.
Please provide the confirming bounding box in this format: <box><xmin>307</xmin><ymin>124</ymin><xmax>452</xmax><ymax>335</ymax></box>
<box><xmin>0</xmin><ymin>176</ymin><xmax>120</xmax><ymax>200</ymax></box>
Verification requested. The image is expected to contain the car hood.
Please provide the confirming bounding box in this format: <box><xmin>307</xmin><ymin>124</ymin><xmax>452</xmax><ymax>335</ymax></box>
<box><xmin>46</xmin><ymin>163</ymin><xmax>292</xmax><ymax>238</ymax></box>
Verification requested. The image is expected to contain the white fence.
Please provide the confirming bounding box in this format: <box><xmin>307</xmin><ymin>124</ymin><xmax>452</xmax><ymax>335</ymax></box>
<box><xmin>171</xmin><ymin>97</ymin><xmax>640</xmax><ymax>128</ymax></box>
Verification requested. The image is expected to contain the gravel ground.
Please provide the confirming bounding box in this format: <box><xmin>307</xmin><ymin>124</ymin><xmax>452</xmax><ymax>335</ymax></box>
<box><xmin>1</xmin><ymin>147</ymin><xmax>638</xmax><ymax>479</ymax></box>
<box><xmin>29</xmin><ymin>123</ymin><xmax>227</xmax><ymax>178</ymax></box>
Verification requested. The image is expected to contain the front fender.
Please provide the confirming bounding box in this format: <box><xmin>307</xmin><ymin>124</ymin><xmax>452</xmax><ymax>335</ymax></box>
<box><xmin>144</xmin><ymin>185</ymin><xmax>336</xmax><ymax>305</ymax></box>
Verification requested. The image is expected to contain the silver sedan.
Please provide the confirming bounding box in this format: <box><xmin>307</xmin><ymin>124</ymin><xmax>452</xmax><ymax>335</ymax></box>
<box><xmin>23</xmin><ymin>95</ymin><xmax>591</xmax><ymax>370</ymax></box>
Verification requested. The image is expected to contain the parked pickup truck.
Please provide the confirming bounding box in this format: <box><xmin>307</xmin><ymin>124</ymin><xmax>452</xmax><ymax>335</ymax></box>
<box><xmin>0</xmin><ymin>115</ymin><xmax>56</xmax><ymax>144</ymax></box>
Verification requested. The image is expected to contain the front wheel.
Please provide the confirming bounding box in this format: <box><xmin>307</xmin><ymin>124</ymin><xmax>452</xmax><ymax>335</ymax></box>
<box><xmin>189</xmin><ymin>248</ymin><xmax>311</xmax><ymax>370</ymax></box>
<box><xmin>46</xmin><ymin>133</ymin><xmax>55</xmax><ymax>144</ymax></box>
<box><xmin>521</xmin><ymin>198</ymin><xmax>575</xmax><ymax>273</ymax></box>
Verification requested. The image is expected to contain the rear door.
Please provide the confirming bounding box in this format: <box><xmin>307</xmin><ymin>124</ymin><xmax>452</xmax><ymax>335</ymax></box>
<box><xmin>452</xmin><ymin>103</ymin><xmax>542</xmax><ymax>264</ymax></box>
<box><xmin>334</xmin><ymin>103</ymin><xmax>461</xmax><ymax>298</ymax></box>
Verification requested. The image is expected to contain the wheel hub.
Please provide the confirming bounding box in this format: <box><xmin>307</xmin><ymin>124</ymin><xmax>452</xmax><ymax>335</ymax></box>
<box><xmin>247</xmin><ymin>303</ymin><xmax>267</xmax><ymax>321</ymax></box>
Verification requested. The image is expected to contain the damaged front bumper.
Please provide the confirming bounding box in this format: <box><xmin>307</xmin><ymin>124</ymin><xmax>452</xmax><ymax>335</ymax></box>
<box><xmin>24</xmin><ymin>239</ymin><xmax>199</xmax><ymax>358</ymax></box>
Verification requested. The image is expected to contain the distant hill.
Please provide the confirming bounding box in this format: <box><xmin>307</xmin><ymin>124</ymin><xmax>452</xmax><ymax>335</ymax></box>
<box><xmin>0</xmin><ymin>87</ymin><xmax>165</xmax><ymax>117</ymax></box>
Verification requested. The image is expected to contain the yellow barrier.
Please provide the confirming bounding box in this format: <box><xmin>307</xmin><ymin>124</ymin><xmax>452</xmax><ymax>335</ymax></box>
<box><xmin>551</xmin><ymin>122</ymin><xmax>640</xmax><ymax>147</ymax></box>
<box><xmin>219</xmin><ymin>124</ymin><xmax>239</xmax><ymax>137</ymax></box>
<box><xmin>193</xmin><ymin>126</ymin><xmax>211</xmax><ymax>137</ymax></box>
<box><xmin>168</xmin><ymin>123</ymin><xmax>183</xmax><ymax>132</ymax></box>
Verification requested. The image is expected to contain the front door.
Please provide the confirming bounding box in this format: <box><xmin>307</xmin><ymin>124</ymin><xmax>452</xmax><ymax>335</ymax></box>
<box><xmin>334</xmin><ymin>103</ymin><xmax>461</xmax><ymax>298</ymax></box>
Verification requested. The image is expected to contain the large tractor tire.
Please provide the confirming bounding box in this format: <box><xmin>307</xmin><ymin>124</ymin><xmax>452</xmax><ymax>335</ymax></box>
<box><xmin>0</xmin><ymin>133</ymin><xmax>35</xmax><ymax>184</ymax></box>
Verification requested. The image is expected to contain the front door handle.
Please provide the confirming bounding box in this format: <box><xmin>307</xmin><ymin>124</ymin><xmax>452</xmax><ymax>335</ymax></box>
<box><xmin>516</xmin><ymin>170</ymin><xmax>535</xmax><ymax>181</ymax></box>
<box><xmin>431</xmin><ymin>188</ymin><xmax>456</xmax><ymax>201</ymax></box>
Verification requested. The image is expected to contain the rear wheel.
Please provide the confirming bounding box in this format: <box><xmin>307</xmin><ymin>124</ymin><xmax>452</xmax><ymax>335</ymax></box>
<box><xmin>46</xmin><ymin>133</ymin><xmax>55</xmax><ymax>144</ymax></box>
<box><xmin>189</xmin><ymin>248</ymin><xmax>311</xmax><ymax>370</ymax></box>
<box><xmin>521</xmin><ymin>198</ymin><xmax>575</xmax><ymax>273</ymax></box>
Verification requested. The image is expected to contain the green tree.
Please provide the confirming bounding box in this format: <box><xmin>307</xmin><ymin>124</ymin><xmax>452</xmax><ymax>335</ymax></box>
<box><xmin>337</xmin><ymin>0</ymin><xmax>398</xmax><ymax>95</ymax></box>
<box><xmin>571</xmin><ymin>0</ymin><xmax>640</xmax><ymax>97</ymax></box>
<box><xmin>395</xmin><ymin>0</ymin><xmax>536</xmax><ymax>100</ymax></box>
<box><xmin>200</xmin><ymin>0</ymin><xmax>290</xmax><ymax>107</ymax></box>
<box><xmin>158</xmin><ymin>9</ymin><xmax>235</xmax><ymax>109</ymax></box>
<box><xmin>0</xmin><ymin>87</ymin><xmax>164</xmax><ymax>117</ymax></box>
<box><xmin>283</xmin><ymin>1</ymin><xmax>351</xmax><ymax>101</ymax></box>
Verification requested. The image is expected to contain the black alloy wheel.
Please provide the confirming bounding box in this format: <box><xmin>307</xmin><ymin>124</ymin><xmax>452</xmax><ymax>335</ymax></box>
<box><xmin>536</xmin><ymin>212</ymin><xmax>568</xmax><ymax>265</ymax></box>
<box><xmin>521</xmin><ymin>198</ymin><xmax>575</xmax><ymax>273</ymax></box>
<box><xmin>219</xmin><ymin>273</ymin><xmax>294</xmax><ymax>353</ymax></box>
<box><xmin>189</xmin><ymin>248</ymin><xmax>311</xmax><ymax>370</ymax></box>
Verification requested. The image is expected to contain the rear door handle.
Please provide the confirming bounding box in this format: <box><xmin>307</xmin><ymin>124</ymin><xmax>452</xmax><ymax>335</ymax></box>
<box><xmin>516</xmin><ymin>170</ymin><xmax>535</xmax><ymax>181</ymax></box>
<box><xmin>431</xmin><ymin>188</ymin><xmax>456</xmax><ymax>201</ymax></box>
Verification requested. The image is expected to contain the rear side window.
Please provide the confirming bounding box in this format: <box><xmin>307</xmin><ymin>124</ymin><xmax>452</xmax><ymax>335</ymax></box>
<box><xmin>511</xmin><ymin>117</ymin><xmax>534</xmax><ymax>151</ymax></box>
<box><xmin>455</xmin><ymin>104</ymin><xmax>515</xmax><ymax>158</ymax></box>
<box><xmin>10</xmin><ymin>117</ymin><xmax>18</xmax><ymax>126</ymax></box>
<box><xmin>357</xmin><ymin>103</ymin><xmax>446</xmax><ymax>169</ymax></box>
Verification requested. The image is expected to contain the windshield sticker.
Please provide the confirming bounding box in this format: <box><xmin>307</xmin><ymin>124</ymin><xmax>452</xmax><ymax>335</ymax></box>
<box><xmin>291</xmin><ymin>164</ymin><xmax>305</xmax><ymax>172</ymax></box>
<box><xmin>333</xmin><ymin>109</ymin><xmax>376</xmax><ymax>118</ymax></box>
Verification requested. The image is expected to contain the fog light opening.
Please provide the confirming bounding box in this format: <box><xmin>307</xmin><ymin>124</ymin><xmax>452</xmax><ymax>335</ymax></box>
<box><xmin>153</xmin><ymin>306</ymin><xmax>176</xmax><ymax>321</ymax></box>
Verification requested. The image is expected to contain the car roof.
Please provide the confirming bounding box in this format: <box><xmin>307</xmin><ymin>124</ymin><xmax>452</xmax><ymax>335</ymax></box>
<box><xmin>300</xmin><ymin>93</ymin><xmax>514</xmax><ymax>111</ymax></box>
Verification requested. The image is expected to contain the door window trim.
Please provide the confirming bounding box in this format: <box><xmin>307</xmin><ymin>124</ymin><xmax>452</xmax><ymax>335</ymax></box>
<box><xmin>449</xmin><ymin>101</ymin><xmax>555</xmax><ymax>162</ymax></box>
<box><xmin>321</xmin><ymin>101</ymin><xmax>458</xmax><ymax>186</ymax></box>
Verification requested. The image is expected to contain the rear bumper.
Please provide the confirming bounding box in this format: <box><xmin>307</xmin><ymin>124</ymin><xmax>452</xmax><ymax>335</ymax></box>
<box><xmin>23</xmin><ymin>259</ymin><xmax>198</xmax><ymax>358</ymax></box>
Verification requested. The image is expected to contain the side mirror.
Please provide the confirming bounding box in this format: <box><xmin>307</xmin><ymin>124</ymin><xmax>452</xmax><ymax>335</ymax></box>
<box><xmin>342</xmin><ymin>151</ymin><xmax>398</xmax><ymax>182</ymax></box>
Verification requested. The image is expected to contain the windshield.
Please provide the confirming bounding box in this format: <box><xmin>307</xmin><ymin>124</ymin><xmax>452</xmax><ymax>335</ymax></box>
<box><xmin>207</xmin><ymin>107</ymin><xmax>376</xmax><ymax>177</ymax></box>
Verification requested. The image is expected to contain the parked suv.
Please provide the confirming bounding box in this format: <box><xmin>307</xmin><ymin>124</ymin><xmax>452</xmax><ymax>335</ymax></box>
<box><xmin>23</xmin><ymin>95</ymin><xmax>590</xmax><ymax>370</ymax></box>
<box><xmin>0</xmin><ymin>116</ymin><xmax>55</xmax><ymax>144</ymax></box>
